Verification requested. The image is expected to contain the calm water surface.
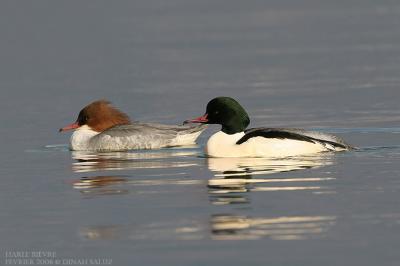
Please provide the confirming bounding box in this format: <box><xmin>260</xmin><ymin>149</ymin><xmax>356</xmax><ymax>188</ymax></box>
<box><xmin>1</xmin><ymin>1</ymin><xmax>400</xmax><ymax>265</ymax></box>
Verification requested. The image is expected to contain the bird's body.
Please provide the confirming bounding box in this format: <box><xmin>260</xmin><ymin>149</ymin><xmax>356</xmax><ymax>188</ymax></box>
<box><xmin>70</xmin><ymin>123</ymin><xmax>205</xmax><ymax>151</ymax></box>
<box><xmin>60</xmin><ymin>100</ymin><xmax>206</xmax><ymax>151</ymax></box>
<box><xmin>185</xmin><ymin>97</ymin><xmax>353</xmax><ymax>158</ymax></box>
<box><xmin>205</xmin><ymin>128</ymin><xmax>351</xmax><ymax>158</ymax></box>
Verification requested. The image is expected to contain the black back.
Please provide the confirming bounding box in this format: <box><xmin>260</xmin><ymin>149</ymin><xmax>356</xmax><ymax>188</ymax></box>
<box><xmin>236</xmin><ymin>128</ymin><xmax>351</xmax><ymax>150</ymax></box>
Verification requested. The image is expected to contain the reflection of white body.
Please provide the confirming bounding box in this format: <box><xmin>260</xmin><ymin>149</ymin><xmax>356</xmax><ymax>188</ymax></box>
<box><xmin>71</xmin><ymin>149</ymin><xmax>200</xmax><ymax>173</ymax></box>
<box><xmin>206</xmin><ymin>154</ymin><xmax>335</xmax><ymax>196</ymax></box>
<box><xmin>207</xmin><ymin>154</ymin><xmax>331</xmax><ymax>175</ymax></box>
<box><xmin>205</xmin><ymin>131</ymin><xmax>348</xmax><ymax>158</ymax></box>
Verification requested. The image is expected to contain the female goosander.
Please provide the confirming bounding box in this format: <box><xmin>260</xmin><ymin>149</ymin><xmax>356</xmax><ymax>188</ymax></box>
<box><xmin>185</xmin><ymin>97</ymin><xmax>354</xmax><ymax>157</ymax></box>
<box><xmin>59</xmin><ymin>100</ymin><xmax>206</xmax><ymax>151</ymax></box>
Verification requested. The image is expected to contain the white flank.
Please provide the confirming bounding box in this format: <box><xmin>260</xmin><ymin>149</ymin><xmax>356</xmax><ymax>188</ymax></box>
<box><xmin>205</xmin><ymin>131</ymin><xmax>333</xmax><ymax>158</ymax></box>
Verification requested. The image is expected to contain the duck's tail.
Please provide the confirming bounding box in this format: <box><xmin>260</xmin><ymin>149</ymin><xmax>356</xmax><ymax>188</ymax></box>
<box><xmin>172</xmin><ymin>124</ymin><xmax>208</xmax><ymax>146</ymax></box>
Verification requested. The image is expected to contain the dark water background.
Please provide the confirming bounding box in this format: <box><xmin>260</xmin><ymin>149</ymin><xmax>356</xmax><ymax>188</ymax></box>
<box><xmin>1</xmin><ymin>1</ymin><xmax>400</xmax><ymax>265</ymax></box>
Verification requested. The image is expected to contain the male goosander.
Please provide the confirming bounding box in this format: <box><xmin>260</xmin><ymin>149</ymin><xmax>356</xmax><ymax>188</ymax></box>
<box><xmin>185</xmin><ymin>97</ymin><xmax>354</xmax><ymax>157</ymax></box>
<box><xmin>59</xmin><ymin>100</ymin><xmax>207</xmax><ymax>151</ymax></box>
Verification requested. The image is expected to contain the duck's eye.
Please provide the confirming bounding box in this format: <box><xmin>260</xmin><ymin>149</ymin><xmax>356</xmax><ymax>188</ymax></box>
<box><xmin>78</xmin><ymin>114</ymin><xmax>89</xmax><ymax>125</ymax></box>
<box><xmin>214</xmin><ymin>111</ymin><xmax>219</xmax><ymax>115</ymax></box>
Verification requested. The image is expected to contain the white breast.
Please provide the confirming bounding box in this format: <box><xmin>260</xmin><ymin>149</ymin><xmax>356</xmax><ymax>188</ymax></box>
<box><xmin>205</xmin><ymin>131</ymin><xmax>329</xmax><ymax>158</ymax></box>
<box><xmin>70</xmin><ymin>125</ymin><xmax>99</xmax><ymax>151</ymax></box>
<box><xmin>205</xmin><ymin>131</ymin><xmax>248</xmax><ymax>157</ymax></box>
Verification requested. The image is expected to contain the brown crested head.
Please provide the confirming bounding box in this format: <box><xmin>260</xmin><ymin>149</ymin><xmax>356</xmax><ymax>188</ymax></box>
<box><xmin>76</xmin><ymin>100</ymin><xmax>131</xmax><ymax>132</ymax></box>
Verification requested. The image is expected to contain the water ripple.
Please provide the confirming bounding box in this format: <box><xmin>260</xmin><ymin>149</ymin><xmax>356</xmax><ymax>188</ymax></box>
<box><xmin>211</xmin><ymin>214</ymin><xmax>337</xmax><ymax>241</ymax></box>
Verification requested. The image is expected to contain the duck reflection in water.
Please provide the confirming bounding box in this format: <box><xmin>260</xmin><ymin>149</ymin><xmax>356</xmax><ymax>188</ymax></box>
<box><xmin>71</xmin><ymin>175</ymin><xmax>129</xmax><ymax>197</ymax></box>
<box><xmin>71</xmin><ymin>149</ymin><xmax>200</xmax><ymax>173</ymax></box>
<box><xmin>78</xmin><ymin>213</ymin><xmax>337</xmax><ymax>241</ymax></box>
<box><xmin>207</xmin><ymin>155</ymin><xmax>335</xmax><ymax>205</ymax></box>
<box><xmin>210</xmin><ymin>214</ymin><xmax>337</xmax><ymax>240</ymax></box>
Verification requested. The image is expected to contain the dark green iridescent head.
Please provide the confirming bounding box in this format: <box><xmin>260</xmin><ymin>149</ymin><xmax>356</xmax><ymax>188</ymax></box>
<box><xmin>188</xmin><ymin>97</ymin><xmax>250</xmax><ymax>134</ymax></box>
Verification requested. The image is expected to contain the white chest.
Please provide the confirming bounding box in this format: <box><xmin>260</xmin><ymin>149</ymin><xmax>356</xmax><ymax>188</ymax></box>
<box><xmin>205</xmin><ymin>130</ymin><xmax>329</xmax><ymax>157</ymax></box>
<box><xmin>70</xmin><ymin>125</ymin><xmax>99</xmax><ymax>151</ymax></box>
<box><xmin>205</xmin><ymin>131</ymin><xmax>248</xmax><ymax>157</ymax></box>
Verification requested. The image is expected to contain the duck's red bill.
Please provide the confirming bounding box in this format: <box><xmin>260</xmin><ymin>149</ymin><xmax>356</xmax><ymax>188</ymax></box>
<box><xmin>184</xmin><ymin>114</ymin><xmax>208</xmax><ymax>124</ymax></box>
<box><xmin>59</xmin><ymin>122</ymin><xmax>79</xmax><ymax>132</ymax></box>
